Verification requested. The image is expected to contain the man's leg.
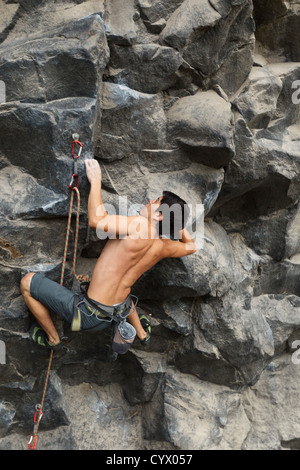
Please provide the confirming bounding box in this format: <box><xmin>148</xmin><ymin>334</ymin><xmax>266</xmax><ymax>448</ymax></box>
<box><xmin>127</xmin><ymin>300</ymin><xmax>149</xmax><ymax>341</ymax></box>
<box><xmin>20</xmin><ymin>273</ymin><xmax>60</xmax><ymax>345</ymax></box>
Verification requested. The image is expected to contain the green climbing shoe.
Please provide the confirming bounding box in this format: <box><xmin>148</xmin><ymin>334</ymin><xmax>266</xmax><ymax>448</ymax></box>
<box><xmin>138</xmin><ymin>313</ymin><xmax>151</xmax><ymax>345</ymax></box>
<box><xmin>29</xmin><ymin>321</ymin><xmax>63</xmax><ymax>351</ymax></box>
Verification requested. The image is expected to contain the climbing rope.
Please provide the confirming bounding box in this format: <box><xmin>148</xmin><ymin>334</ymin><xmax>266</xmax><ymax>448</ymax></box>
<box><xmin>27</xmin><ymin>135</ymin><xmax>88</xmax><ymax>450</ymax></box>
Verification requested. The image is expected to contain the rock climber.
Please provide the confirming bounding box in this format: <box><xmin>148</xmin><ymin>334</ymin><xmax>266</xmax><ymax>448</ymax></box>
<box><xmin>20</xmin><ymin>159</ymin><xmax>197</xmax><ymax>354</ymax></box>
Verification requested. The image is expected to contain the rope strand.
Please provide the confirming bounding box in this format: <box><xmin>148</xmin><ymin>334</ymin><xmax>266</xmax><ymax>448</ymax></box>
<box><xmin>28</xmin><ymin>142</ymin><xmax>86</xmax><ymax>450</ymax></box>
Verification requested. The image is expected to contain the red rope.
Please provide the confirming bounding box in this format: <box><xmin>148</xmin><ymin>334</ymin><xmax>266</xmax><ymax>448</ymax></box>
<box><xmin>28</xmin><ymin>140</ymin><xmax>86</xmax><ymax>450</ymax></box>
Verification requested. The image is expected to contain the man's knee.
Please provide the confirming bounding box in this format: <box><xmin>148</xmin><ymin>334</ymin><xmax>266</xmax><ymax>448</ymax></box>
<box><xmin>20</xmin><ymin>272</ymin><xmax>35</xmax><ymax>296</ymax></box>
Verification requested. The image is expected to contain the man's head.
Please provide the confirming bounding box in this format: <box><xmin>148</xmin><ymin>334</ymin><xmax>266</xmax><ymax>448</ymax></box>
<box><xmin>140</xmin><ymin>191</ymin><xmax>190</xmax><ymax>239</ymax></box>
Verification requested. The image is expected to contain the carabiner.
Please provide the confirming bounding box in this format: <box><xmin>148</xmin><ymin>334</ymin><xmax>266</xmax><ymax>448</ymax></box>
<box><xmin>27</xmin><ymin>434</ymin><xmax>38</xmax><ymax>450</ymax></box>
<box><xmin>72</xmin><ymin>139</ymin><xmax>83</xmax><ymax>160</ymax></box>
<box><xmin>34</xmin><ymin>404</ymin><xmax>43</xmax><ymax>422</ymax></box>
<box><xmin>69</xmin><ymin>173</ymin><xmax>79</xmax><ymax>190</ymax></box>
<box><xmin>70</xmin><ymin>137</ymin><xmax>83</xmax><ymax>190</ymax></box>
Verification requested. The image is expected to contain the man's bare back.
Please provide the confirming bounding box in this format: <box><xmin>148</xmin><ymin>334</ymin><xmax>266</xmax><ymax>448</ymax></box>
<box><xmin>87</xmin><ymin>234</ymin><xmax>167</xmax><ymax>305</ymax></box>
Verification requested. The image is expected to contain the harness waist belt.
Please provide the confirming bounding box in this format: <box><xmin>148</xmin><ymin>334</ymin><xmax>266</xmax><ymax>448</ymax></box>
<box><xmin>70</xmin><ymin>282</ymin><xmax>137</xmax><ymax>332</ymax></box>
<box><xmin>83</xmin><ymin>293</ymin><xmax>132</xmax><ymax>323</ymax></box>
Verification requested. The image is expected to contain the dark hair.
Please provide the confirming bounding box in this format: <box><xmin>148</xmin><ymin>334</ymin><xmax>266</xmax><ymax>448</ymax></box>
<box><xmin>158</xmin><ymin>191</ymin><xmax>190</xmax><ymax>239</ymax></box>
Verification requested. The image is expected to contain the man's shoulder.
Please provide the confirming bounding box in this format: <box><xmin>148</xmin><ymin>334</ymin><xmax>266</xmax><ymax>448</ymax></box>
<box><xmin>127</xmin><ymin>215</ymin><xmax>149</xmax><ymax>234</ymax></box>
<box><xmin>160</xmin><ymin>236</ymin><xmax>197</xmax><ymax>258</ymax></box>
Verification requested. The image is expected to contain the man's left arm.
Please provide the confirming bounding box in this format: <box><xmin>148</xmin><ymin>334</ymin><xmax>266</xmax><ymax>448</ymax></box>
<box><xmin>85</xmin><ymin>159</ymin><xmax>107</xmax><ymax>227</ymax></box>
<box><xmin>85</xmin><ymin>159</ymin><xmax>143</xmax><ymax>237</ymax></box>
<box><xmin>162</xmin><ymin>228</ymin><xmax>197</xmax><ymax>258</ymax></box>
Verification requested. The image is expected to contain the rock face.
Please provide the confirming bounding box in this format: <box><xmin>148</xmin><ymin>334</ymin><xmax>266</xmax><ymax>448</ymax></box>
<box><xmin>0</xmin><ymin>0</ymin><xmax>300</xmax><ymax>451</ymax></box>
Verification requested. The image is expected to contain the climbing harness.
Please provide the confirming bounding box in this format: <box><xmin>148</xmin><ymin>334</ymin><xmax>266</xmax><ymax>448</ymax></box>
<box><xmin>70</xmin><ymin>282</ymin><xmax>138</xmax><ymax>353</ymax></box>
<box><xmin>80</xmin><ymin>285</ymin><xmax>138</xmax><ymax>354</ymax></box>
<box><xmin>27</xmin><ymin>134</ymin><xmax>87</xmax><ymax>450</ymax></box>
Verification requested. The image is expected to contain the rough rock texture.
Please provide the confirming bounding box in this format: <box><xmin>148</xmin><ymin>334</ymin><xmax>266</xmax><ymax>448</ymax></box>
<box><xmin>0</xmin><ymin>0</ymin><xmax>300</xmax><ymax>450</ymax></box>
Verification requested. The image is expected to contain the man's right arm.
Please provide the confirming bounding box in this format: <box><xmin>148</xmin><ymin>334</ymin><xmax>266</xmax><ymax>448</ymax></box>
<box><xmin>162</xmin><ymin>228</ymin><xmax>197</xmax><ymax>258</ymax></box>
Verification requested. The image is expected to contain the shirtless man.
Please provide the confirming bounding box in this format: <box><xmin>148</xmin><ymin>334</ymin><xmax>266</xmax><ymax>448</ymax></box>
<box><xmin>20</xmin><ymin>159</ymin><xmax>197</xmax><ymax>352</ymax></box>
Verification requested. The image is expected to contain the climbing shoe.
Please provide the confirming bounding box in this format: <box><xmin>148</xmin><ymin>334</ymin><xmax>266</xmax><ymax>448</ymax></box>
<box><xmin>29</xmin><ymin>321</ymin><xmax>63</xmax><ymax>351</ymax></box>
<box><xmin>138</xmin><ymin>313</ymin><xmax>151</xmax><ymax>345</ymax></box>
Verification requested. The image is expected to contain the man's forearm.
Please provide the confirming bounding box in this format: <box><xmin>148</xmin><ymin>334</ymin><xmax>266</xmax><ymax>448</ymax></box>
<box><xmin>180</xmin><ymin>228</ymin><xmax>197</xmax><ymax>253</ymax></box>
<box><xmin>88</xmin><ymin>179</ymin><xmax>107</xmax><ymax>227</ymax></box>
<box><xmin>179</xmin><ymin>228</ymin><xmax>194</xmax><ymax>244</ymax></box>
<box><xmin>85</xmin><ymin>159</ymin><xmax>108</xmax><ymax>228</ymax></box>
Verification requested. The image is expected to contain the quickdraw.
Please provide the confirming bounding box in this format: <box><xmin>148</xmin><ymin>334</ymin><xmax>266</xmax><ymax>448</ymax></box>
<box><xmin>27</xmin><ymin>134</ymin><xmax>84</xmax><ymax>450</ymax></box>
<box><xmin>27</xmin><ymin>405</ymin><xmax>43</xmax><ymax>450</ymax></box>
<box><xmin>69</xmin><ymin>133</ymin><xmax>83</xmax><ymax>190</ymax></box>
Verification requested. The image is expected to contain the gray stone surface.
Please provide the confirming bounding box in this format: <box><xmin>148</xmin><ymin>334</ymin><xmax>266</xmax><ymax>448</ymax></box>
<box><xmin>0</xmin><ymin>0</ymin><xmax>300</xmax><ymax>451</ymax></box>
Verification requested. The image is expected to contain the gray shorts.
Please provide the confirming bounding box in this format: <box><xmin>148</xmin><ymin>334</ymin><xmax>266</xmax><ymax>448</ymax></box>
<box><xmin>30</xmin><ymin>273</ymin><xmax>132</xmax><ymax>332</ymax></box>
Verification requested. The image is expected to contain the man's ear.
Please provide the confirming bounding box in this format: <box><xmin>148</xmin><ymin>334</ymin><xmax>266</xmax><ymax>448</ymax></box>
<box><xmin>153</xmin><ymin>211</ymin><xmax>163</xmax><ymax>222</ymax></box>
